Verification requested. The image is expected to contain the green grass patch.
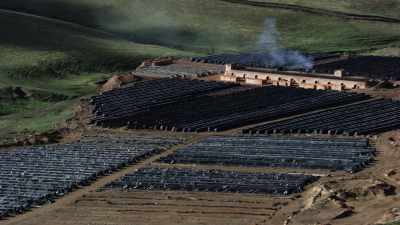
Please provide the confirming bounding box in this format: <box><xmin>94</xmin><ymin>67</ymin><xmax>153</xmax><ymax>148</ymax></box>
<box><xmin>2</xmin><ymin>0</ymin><xmax>400</xmax><ymax>53</ymax></box>
<box><xmin>0</xmin><ymin>100</ymin><xmax>75</xmax><ymax>143</ymax></box>
<box><xmin>0</xmin><ymin>72</ymin><xmax>105</xmax><ymax>143</ymax></box>
<box><xmin>91</xmin><ymin>0</ymin><xmax>400</xmax><ymax>53</ymax></box>
<box><xmin>0</xmin><ymin>99</ymin><xmax>50</xmax><ymax>116</ymax></box>
<box><xmin>0</xmin><ymin>9</ymin><xmax>196</xmax><ymax>80</ymax></box>
<box><xmin>385</xmin><ymin>221</ymin><xmax>400</xmax><ymax>225</ymax></box>
<box><xmin>1</xmin><ymin>73</ymin><xmax>107</xmax><ymax>97</ymax></box>
<box><xmin>364</xmin><ymin>47</ymin><xmax>400</xmax><ymax>57</ymax></box>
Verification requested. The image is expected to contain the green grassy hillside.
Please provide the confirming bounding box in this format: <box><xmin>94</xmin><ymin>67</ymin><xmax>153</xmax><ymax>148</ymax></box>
<box><xmin>251</xmin><ymin>0</ymin><xmax>400</xmax><ymax>19</ymax></box>
<box><xmin>1</xmin><ymin>0</ymin><xmax>400</xmax><ymax>143</ymax></box>
<box><xmin>0</xmin><ymin>9</ymin><xmax>193</xmax><ymax>144</ymax></box>
<box><xmin>99</xmin><ymin>0</ymin><xmax>400</xmax><ymax>53</ymax></box>
<box><xmin>1</xmin><ymin>0</ymin><xmax>400</xmax><ymax>53</ymax></box>
<box><xmin>0</xmin><ymin>9</ymin><xmax>192</xmax><ymax>80</ymax></box>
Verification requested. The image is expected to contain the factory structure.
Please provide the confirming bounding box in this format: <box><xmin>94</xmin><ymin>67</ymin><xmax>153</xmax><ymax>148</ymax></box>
<box><xmin>221</xmin><ymin>64</ymin><xmax>368</xmax><ymax>91</ymax></box>
<box><xmin>125</xmin><ymin>54</ymin><xmax>400</xmax><ymax>92</ymax></box>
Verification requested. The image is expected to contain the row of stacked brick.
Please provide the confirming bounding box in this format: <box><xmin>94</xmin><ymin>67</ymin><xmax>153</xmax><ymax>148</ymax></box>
<box><xmin>119</xmin><ymin>85</ymin><xmax>370</xmax><ymax>132</ymax></box>
<box><xmin>159</xmin><ymin>136</ymin><xmax>375</xmax><ymax>172</ymax></box>
<box><xmin>243</xmin><ymin>99</ymin><xmax>400</xmax><ymax>136</ymax></box>
<box><xmin>0</xmin><ymin>135</ymin><xmax>181</xmax><ymax>219</ymax></box>
<box><xmin>90</xmin><ymin>78</ymin><xmax>371</xmax><ymax>132</ymax></box>
<box><xmin>108</xmin><ymin>135</ymin><xmax>374</xmax><ymax>196</ymax></box>
<box><xmin>106</xmin><ymin>167</ymin><xmax>318</xmax><ymax>195</ymax></box>
<box><xmin>89</xmin><ymin>78</ymin><xmax>237</xmax><ymax>127</ymax></box>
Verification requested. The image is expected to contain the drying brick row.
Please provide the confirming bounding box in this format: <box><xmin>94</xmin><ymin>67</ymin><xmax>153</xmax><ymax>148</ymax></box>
<box><xmin>159</xmin><ymin>136</ymin><xmax>375</xmax><ymax>172</ymax></box>
<box><xmin>0</xmin><ymin>135</ymin><xmax>181</xmax><ymax>219</ymax></box>
<box><xmin>243</xmin><ymin>99</ymin><xmax>400</xmax><ymax>136</ymax></box>
<box><xmin>106</xmin><ymin>167</ymin><xmax>318</xmax><ymax>195</ymax></box>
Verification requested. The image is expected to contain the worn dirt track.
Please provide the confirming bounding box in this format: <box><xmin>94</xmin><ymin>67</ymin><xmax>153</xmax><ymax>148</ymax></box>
<box><xmin>221</xmin><ymin>0</ymin><xmax>400</xmax><ymax>24</ymax></box>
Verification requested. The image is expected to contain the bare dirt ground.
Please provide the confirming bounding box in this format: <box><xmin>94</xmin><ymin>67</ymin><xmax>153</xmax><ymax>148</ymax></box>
<box><xmin>285</xmin><ymin>131</ymin><xmax>400</xmax><ymax>225</ymax></box>
<box><xmin>1</xmin><ymin>88</ymin><xmax>400</xmax><ymax>225</ymax></box>
<box><xmin>1</xmin><ymin>129</ymin><xmax>399</xmax><ymax>225</ymax></box>
<box><xmin>10</xmin><ymin>190</ymin><xmax>292</xmax><ymax>225</ymax></box>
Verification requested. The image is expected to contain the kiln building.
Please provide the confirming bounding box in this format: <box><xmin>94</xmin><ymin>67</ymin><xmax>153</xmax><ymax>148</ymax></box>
<box><xmin>221</xmin><ymin>64</ymin><xmax>368</xmax><ymax>91</ymax></box>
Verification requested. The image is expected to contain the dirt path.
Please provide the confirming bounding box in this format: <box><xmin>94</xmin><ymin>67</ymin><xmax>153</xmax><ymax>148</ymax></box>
<box><xmin>221</xmin><ymin>0</ymin><xmax>400</xmax><ymax>24</ymax></box>
<box><xmin>0</xmin><ymin>9</ymin><xmax>117</xmax><ymax>38</ymax></box>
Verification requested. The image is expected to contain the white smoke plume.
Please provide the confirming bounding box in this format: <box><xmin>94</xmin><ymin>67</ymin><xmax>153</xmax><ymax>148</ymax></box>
<box><xmin>258</xmin><ymin>17</ymin><xmax>281</xmax><ymax>52</ymax></box>
<box><xmin>242</xmin><ymin>17</ymin><xmax>314</xmax><ymax>70</ymax></box>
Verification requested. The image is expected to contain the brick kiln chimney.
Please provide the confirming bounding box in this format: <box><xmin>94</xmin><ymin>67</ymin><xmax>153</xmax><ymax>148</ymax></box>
<box><xmin>334</xmin><ymin>69</ymin><xmax>344</xmax><ymax>78</ymax></box>
<box><xmin>225</xmin><ymin>64</ymin><xmax>233</xmax><ymax>76</ymax></box>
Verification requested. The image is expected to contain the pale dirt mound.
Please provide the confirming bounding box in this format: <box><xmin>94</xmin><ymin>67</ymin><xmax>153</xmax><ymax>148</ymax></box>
<box><xmin>389</xmin><ymin>131</ymin><xmax>400</xmax><ymax>147</ymax></box>
<box><xmin>290</xmin><ymin>178</ymin><xmax>396</xmax><ymax>225</ymax></box>
<box><xmin>100</xmin><ymin>74</ymin><xmax>140</xmax><ymax>92</ymax></box>
<box><xmin>303</xmin><ymin>185</ymin><xmax>336</xmax><ymax>210</ymax></box>
<box><xmin>296</xmin><ymin>184</ymin><xmax>354</xmax><ymax>223</ymax></box>
<box><xmin>101</xmin><ymin>75</ymin><xmax>123</xmax><ymax>92</ymax></box>
<box><xmin>336</xmin><ymin>179</ymin><xmax>396</xmax><ymax>200</ymax></box>
<box><xmin>308</xmin><ymin>179</ymin><xmax>396</xmax><ymax>203</ymax></box>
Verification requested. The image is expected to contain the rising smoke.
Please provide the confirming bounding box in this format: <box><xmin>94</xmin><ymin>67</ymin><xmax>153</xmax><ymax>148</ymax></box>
<box><xmin>239</xmin><ymin>17</ymin><xmax>313</xmax><ymax>70</ymax></box>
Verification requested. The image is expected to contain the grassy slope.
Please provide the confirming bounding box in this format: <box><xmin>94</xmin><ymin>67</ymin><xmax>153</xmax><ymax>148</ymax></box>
<box><xmin>0</xmin><ymin>9</ymin><xmax>194</xmax><ymax>143</ymax></box>
<box><xmin>0</xmin><ymin>9</ymin><xmax>193</xmax><ymax>79</ymax></box>
<box><xmin>2</xmin><ymin>0</ymin><xmax>400</xmax><ymax>142</ymax></box>
<box><xmin>63</xmin><ymin>0</ymin><xmax>400</xmax><ymax>53</ymax></box>
<box><xmin>1</xmin><ymin>0</ymin><xmax>400</xmax><ymax>53</ymax></box>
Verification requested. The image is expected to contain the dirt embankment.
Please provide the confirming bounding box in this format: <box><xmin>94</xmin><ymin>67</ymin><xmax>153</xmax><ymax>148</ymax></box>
<box><xmin>278</xmin><ymin>131</ymin><xmax>400</xmax><ymax>225</ymax></box>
